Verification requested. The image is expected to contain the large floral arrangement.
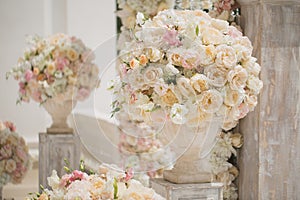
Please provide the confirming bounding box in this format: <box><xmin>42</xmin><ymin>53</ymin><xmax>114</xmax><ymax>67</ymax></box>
<box><xmin>112</xmin><ymin>9</ymin><xmax>262</xmax><ymax>131</ymax></box>
<box><xmin>7</xmin><ymin>34</ymin><xmax>99</xmax><ymax>104</ymax></box>
<box><xmin>0</xmin><ymin>121</ymin><xmax>30</xmax><ymax>187</ymax></box>
<box><xmin>27</xmin><ymin>162</ymin><xmax>164</xmax><ymax>200</ymax></box>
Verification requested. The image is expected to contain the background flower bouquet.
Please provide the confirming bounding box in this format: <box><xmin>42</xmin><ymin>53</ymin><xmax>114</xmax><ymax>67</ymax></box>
<box><xmin>0</xmin><ymin>120</ymin><xmax>30</xmax><ymax>187</ymax></box>
<box><xmin>7</xmin><ymin>33</ymin><xmax>99</xmax><ymax>104</ymax></box>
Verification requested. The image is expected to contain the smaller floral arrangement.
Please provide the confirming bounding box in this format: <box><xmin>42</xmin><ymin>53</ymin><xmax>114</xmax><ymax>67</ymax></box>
<box><xmin>27</xmin><ymin>161</ymin><xmax>164</xmax><ymax>200</ymax></box>
<box><xmin>7</xmin><ymin>33</ymin><xmax>99</xmax><ymax>104</ymax></box>
<box><xmin>0</xmin><ymin>120</ymin><xmax>31</xmax><ymax>187</ymax></box>
<box><xmin>209</xmin><ymin>0</ymin><xmax>240</xmax><ymax>24</ymax></box>
<box><xmin>210</xmin><ymin>131</ymin><xmax>243</xmax><ymax>200</ymax></box>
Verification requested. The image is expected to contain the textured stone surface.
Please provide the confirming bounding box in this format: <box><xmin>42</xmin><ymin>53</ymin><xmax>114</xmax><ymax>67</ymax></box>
<box><xmin>39</xmin><ymin>133</ymin><xmax>80</xmax><ymax>190</ymax></box>
<box><xmin>150</xmin><ymin>179</ymin><xmax>223</xmax><ymax>200</ymax></box>
<box><xmin>238</xmin><ymin>1</ymin><xmax>300</xmax><ymax>199</ymax></box>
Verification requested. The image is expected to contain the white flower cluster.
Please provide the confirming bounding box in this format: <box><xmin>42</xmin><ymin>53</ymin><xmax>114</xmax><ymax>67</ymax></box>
<box><xmin>27</xmin><ymin>164</ymin><xmax>165</xmax><ymax>200</ymax></box>
<box><xmin>210</xmin><ymin>131</ymin><xmax>243</xmax><ymax>200</ymax></box>
<box><xmin>113</xmin><ymin>10</ymin><xmax>262</xmax><ymax>131</ymax></box>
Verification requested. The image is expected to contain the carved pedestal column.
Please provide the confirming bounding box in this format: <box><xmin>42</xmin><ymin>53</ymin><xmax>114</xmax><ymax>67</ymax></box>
<box><xmin>39</xmin><ymin>132</ymin><xmax>80</xmax><ymax>190</ymax></box>
<box><xmin>238</xmin><ymin>0</ymin><xmax>300</xmax><ymax>199</ymax></box>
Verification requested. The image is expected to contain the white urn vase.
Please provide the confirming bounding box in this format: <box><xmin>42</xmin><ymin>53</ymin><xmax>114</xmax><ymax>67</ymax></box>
<box><xmin>43</xmin><ymin>99</ymin><xmax>77</xmax><ymax>134</ymax></box>
<box><xmin>162</xmin><ymin>116</ymin><xmax>223</xmax><ymax>184</ymax></box>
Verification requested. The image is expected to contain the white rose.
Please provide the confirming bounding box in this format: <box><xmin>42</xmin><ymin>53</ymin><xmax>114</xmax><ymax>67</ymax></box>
<box><xmin>136</xmin><ymin>12</ymin><xmax>145</xmax><ymax>26</ymax></box>
<box><xmin>242</xmin><ymin>57</ymin><xmax>261</xmax><ymax>76</ymax></box>
<box><xmin>202</xmin><ymin>27</ymin><xmax>224</xmax><ymax>45</ymax></box>
<box><xmin>211</xmin><ymin>18</ymin><xmax>229</xmax><ymax>33</ymax></box>
<box><xmin>247</xmin><ymin>75</ymin><xmax>263</xmax><ymax>94</ymax></box>
<box><xmin>176</xmin><ymin>77</ymin><xmax>196</xmax><ymax>98</ymax></box>
<box><xmin>244</xmin><ymin>92</ymin><xmax>258</xmax><ymax>111</ymax></box>
<box><xmin>47</xmin><ymin>170</ymin><xmax>60</xmax><ymax>189</ymax></box>
<box><xmin>222</xmin><ymin>119</ymin><xmax>239</xmax><ymax>131</ymax></box>
<box><xmin>143</xmin><ymin>66</ymin><xmax>163</xmax><ymax>83</ymax></box>
<box><xmin>227</xmin><ymin>65</ymin><xmax>248</xmax><ymax>90</ymax></box>
<box><xmin>166</xmin><ymin>63</ymin><xmax>179</xmax><ymax>74</ymax></box>
<box><xmin>190</xmin><ymin>74</ymin><xmax>209</xmax><ymax>93</ymax></box>
<box><xmin>5</xmin><ymin>159</ymin><xmax>17</xmax><ymax>173</ymax></box>
<box><xmin>204</xmin><ymin>64</ymin><xmax>228</xmax><ymax>87</ymax></box>
<box><xmin>215</xmin><ymin>44</ymin><xmax>237</xmax><ymax>69</ymax></box>
<box><xmin>125</xmin><ymin>135</ymin><xmax>138</xmax><ymax>146</ymax></box>
<box><xmin>224</xmin><ymin>87</ymin><xmax>245</xmax><ymax>107</ymax></box>
<box><xmin>145</xmin><ymin>47</ymin><xmax>163</xmax><ymax>62</ymax></box>
<box><xmin>232</xmin><ymin>44</ymin><xmax>252</xmax><ymax>61</ymax></box>
<box><xmin>199</xmin><ymin>45</ymin><xmax>216</xmax><ymax>66</ymax></box>
<box><xmin>170</xmin><ymin>103</ymin><xmax>188</xmax><ymax>124</ymax></box>
<box><xmin>198</xmin><ymin>89</ymin><xmax>223</xmax><ymax>113</ymax></box>
<box><xmin>153</xmin><ymin>82</ymin><xmax>168</xmax><ymax>96</ymax></box>
<box><xmin>0</xmin><ymin>121</ymin><xmax>6</xmax><ymax>131</ymax></box>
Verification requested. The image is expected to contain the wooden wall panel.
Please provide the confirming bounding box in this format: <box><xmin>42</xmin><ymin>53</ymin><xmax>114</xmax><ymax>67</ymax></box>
<box><xmin>238</xmin><ymin>1</ymin><xmax>300</xmax><ymax>199</ymax></box>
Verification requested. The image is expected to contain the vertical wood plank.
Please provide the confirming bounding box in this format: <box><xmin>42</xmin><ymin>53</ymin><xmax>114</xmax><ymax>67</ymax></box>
<box><xmin>238</xmin><ymin>1</ymin><xmax>300</xmax><ymax>199</ymax></box>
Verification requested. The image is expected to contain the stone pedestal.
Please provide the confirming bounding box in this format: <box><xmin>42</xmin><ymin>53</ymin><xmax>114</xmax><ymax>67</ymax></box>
<box><xmin>39</xmin><ymin>132</ymin><xmax>80</xmax><ymax>190</ymax></box>
<box><xmin>150</xmin><ymin>179</ymin><xmax>223</xmax><ymax>200</ymax></box>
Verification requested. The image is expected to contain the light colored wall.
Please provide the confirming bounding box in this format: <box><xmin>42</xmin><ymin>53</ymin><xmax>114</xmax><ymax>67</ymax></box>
<box><xmin>0</xmin><ymin>0</ymin><xmax>116</xmax><ymax>144</ymax></box>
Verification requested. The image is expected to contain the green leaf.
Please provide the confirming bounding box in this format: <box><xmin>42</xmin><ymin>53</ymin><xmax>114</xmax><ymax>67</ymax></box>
<box><xmin>196</xmin><ymin>25</ymin><xmax>199</xmax><ymax>36</ymax></box>
<box><xmin>113</xmin><ymin>177</ymin><xmax>118</xmax><ymax>199</ymax></box>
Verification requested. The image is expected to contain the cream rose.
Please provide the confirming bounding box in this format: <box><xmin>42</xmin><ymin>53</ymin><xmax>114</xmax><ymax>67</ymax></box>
<box><xmin>5</xmin><ymin>159</ymin><xmax>17</xmax><ymax>173</ymax></box>
<box><xmin>233</xmin><ymin>44</ymin><xmax>252</xmax><ymax>61</ymax></box>
<box><xmin>224</xmin><ymin>87</ymin><xmax>245</xmax><ymax>107</ymax></box>
<box><xmin>215</xmin><ymin>44</ymin><xmax>237</xmax><ymax>69</ymax></box>
<box><xmin>143</xmin><ymin>66</ymin><xmax>162</xmax><ymax>83</ymax></box>
<box><xmin>129</xmin><ymin>58</ymin><xmax>140</xmax><ymax>69</ymax></box>
<box><xmin>199</xmin><ymin>45</ymin><xmax>216</xmax><ymax>66</ymax></box>
<box><xmin>0</xmin><ymin>121</ymin><xmax>6</xmax><ymax>131</ymax></box>
<box><xmin>205</xmin><ymin>64</ymin><xmax>228</xmax><ymax>88</ymax></box>
<box><xmin>191</xmin><ymin>74</ymin><xmax>210</xmax><ymax>93</ymax></box>
<box><xmin>170</xmin><ymin>103</ymin><xmax>188</xmax><ymax>124</ymax></box>
<box><xmin>162</xmin><ymin>89</ymin><xmax>179</xmax><ymax>106</ymax></box>
<box><xmin>145</xmin><ymin>47</ymin><xmax>163</xmax><ymax>62</ymax></box>
<box><xmin>227</xmin><ymin>65</ymin><xmax>248</xmax><ymax>90</ymax></box>
<box><xmin>230</xmin><ymin>133</ymin><xmax>244</xmax><ymax>148</ymax></box>
<box><xmin>198</xmin><ymin>89</ymin><xmax>223</xmax><ymax>113</ymax></box>
<box><xmin>244</xmin><ymin>92</ymin><xmax>258</xmax><ymax>111</ymax></box>
<box><xmin>176</xmin><ymin>77</ymin><xmax>196</xmax><ymax>98</ymax></box>
<box><xmin>242</xmin><ymin>57</ymin><xmax>261</xmax><ymax>76</ymax></box>
<box><xmin>247</xmin><ymin>75</ymin><xmax>263</xmax><ymax>94</ymax></box>
<box><xmin>211</xmin><ymin>18</ymin><xmax>229</xmax><ymax>33</ymax></box>
<box><xmin>66</xmin><ymin>48</ymin><xmax>79</xmax><ymax>61</ymax></box>
<box><xmin>202</xmin><ymin>27</ymin><xmax>224</xmax><ymax>45</ymax></box>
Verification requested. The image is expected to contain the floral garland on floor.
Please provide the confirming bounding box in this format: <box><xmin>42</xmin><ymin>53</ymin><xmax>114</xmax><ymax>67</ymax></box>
<box><xmin>27</xmin><ymin>162</ymin><xmax>165</xmax><ymax>200</ymax></box>
<box><xmin>0</xmin><ymin>121</ymin><xmax>31</xmax><ymax>187</ymax></box>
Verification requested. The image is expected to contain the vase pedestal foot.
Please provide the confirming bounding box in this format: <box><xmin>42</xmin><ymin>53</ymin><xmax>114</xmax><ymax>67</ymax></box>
<box><xmin>163</xmin><ymin>169</ymin><xmax>212</xmax><ymax>184</ymax></box>
<box><xmin>39</xmin><ymin>132</ymin><xmax>80</xmax><ymax>191</ymax></box>
<box><xmin>46</xmin><ymin>127</ymin><xmax>74</xmax><ymax>134</ymax></box>
<box><xmin>150</xmin><ymin>178</ymin><xmax>223</xmax><ymax>200</ymax></box>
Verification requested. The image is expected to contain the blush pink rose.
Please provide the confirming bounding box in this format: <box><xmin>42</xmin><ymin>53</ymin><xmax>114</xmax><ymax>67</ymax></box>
<box><xmin>24</xmin><ymin>70</ymin><xmax>33</xmax><ymax>82</ymax></box>
<box><xmin>163</xmin><ymin>29</ymin><xmax>182</xmax><ymax>46</ymax></box>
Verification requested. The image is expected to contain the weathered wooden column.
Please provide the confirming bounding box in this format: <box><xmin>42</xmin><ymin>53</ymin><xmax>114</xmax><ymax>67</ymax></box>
<box><xmin>238</xmin><ymin>0</ymin><xmax>300</xmax><ymax>199</ymax></box>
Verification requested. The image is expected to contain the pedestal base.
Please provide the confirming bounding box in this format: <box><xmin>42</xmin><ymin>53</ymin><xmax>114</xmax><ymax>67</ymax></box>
<box><xmin>163</xmin><ymin>169</ymin><xmax>212</xmax><ymax>184</ymax></box>
<box><xmin>150</xmin><ymin>179</ymin><xmax>223</xmax><ymax>200</ymax></box>
<box><xmin>39</xmin><ymin>132</ymin><xmax>80</xmax><ymax>190</ymax></box>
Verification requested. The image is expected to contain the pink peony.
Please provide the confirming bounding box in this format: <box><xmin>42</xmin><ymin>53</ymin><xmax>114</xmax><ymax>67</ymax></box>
<box><xmin>163</xmin><ymin>29</ymin><xmax>182</xmax><ymax>46</ymax></box>
<box><xmin>4</xmin><ymin>121</ymin><xmax>16</xmax><ymax>132</ymax></box>
<box><xmin>125</xmin><ymin>168</ymin><xmax>134</xmax><ymax>181</ymax></box>
<box><xmin>24</xmin><ymin>69</ymin><xmax>33</xmax><ymax>82</ymax></box>
<box><xmin>56</xmin><ymin>57</ymin><xmax>69</xmax><ymax>70</ymax></box>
